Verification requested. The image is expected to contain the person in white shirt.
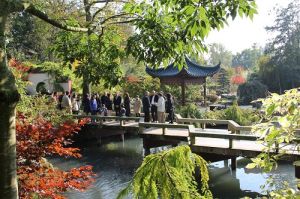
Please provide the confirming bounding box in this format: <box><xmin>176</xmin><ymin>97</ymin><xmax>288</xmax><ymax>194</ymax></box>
<box><xmin>157</xmin><ymin>92</ymin><xmax>165</xmax><ymax>123</ymax></box>
<box><xmin>61</xmin><ymin>91</ymin><xmax>72</xmax><ymax>113</ymax></box>
<box><xmin>71</xmin><ymin>93</ymin><xmax>79</xmax><ymax>114</ymax></box>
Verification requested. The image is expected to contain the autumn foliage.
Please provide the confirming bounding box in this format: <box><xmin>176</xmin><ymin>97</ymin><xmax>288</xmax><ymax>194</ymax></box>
<box><xmin>231</xmin><ymin>66</ymin><xmax>246</xmax><ymax>85</ymax></box>
<box><xmin>16</xmin><ymin>113</ymin><xmax>94</xmax><ymax>199</ymax></box>
<box><xmin>125</xmin><ymin>75</ymin><xmax>141</xmax><ymax>83</ymax></box>
<box><xmin>231</xmin><ymin>75</ymin><xmax>246</xmax><ymax>85</ymax></box>
<box><xmin>9</xmin><ymin>58</ymin><xmax>31</xmax><ymax>73</ymax></box>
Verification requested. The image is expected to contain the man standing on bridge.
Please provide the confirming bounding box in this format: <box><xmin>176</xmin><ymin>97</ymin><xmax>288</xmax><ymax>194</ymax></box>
<box><xmin>150</xmin><ymin>90</ymin><xmax>158</xmax><ymax>122</ymax></box>
<box><xmin>142</xmin><ymin>91</ymin><xmax>151</xmax><ymax>122</ymax></box>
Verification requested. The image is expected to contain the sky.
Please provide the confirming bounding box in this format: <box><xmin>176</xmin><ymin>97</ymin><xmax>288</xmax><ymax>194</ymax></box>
<box><xmin>205</xmin><ymin>0</ymin><xmax>293</xmax><ymax>54</ymax></box>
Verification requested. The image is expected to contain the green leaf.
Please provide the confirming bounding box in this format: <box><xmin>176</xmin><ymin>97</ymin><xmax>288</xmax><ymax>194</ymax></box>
<box><xmin>266</xmin><ymin>103</ymin><xmax>276</xmax><ymax>116</ymax></box>
<box><xmin>190</xmin><ymin>21</ymin><xmax>198</xmax><ymax>37</ymax></box>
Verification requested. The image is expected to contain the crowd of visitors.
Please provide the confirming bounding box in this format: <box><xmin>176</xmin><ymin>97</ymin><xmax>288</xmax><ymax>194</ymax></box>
<box><xmin>49</xmin><ymin>90</ymin><xmax>175</xmax><ymax>124</ymax></box>
<box><xmin>142</xmin><ymin>91</ymin><xmax>174</xmax><ymax>123</ymax></box>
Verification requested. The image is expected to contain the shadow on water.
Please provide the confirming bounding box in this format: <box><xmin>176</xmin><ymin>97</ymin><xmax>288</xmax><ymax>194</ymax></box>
<box><xmin>50</xmin><ymin>137</ymin><xmax>297</xmax><ymax>199</ymax></box>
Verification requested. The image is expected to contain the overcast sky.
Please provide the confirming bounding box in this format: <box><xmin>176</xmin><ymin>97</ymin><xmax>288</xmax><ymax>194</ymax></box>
<box><xmin>205</xmin><ymin>0</ymin><xmax>293</xmax><ymax>54</ymax></box>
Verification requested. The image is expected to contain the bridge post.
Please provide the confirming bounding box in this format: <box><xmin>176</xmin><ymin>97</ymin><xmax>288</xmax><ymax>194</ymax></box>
<box><xmin>275</xmin><ymin>141</ymin><xmax>279</xmax><ymax>153</ymax></box>
<box><xmin>121</xmin><ymin>133</ymin><xmax>124</xmax><ymax>142</ymax></box>
<box><xmin>162</xmin><ymin>127</ymin><xmax>166</xmax><ymax>135</ymax></box>
<box><xmin>229</xmin><ymin>139</ymin><xmax>233</xmax><ymax>149</ymax></box>
<box><xmin>224</xmin><ymin>160</ymin><xmax>229</xmax><ymax>168</ymax></box>
<box><xmin>96</xmin><ymin>136</ymin><xmax>101</xmax><ymax>146</ymax></box>
<box><xmin>231</xmin><ymin>157</ymin><xmax>237</xmax><ymax>170</ymax></box>
<box><xmin>144</xmin><ymin>147</ymin><xmax>150</xmax><ymax>156</ymax></box>
<box><xmin>294</xmin><ymin>161</ymin><xmax>300</xmax><ymax>190</ymax></box>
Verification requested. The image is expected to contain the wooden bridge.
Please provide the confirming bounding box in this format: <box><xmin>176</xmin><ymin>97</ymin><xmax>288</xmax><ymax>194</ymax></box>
<box><xmin>74</xmin><ymin>114</ymin><xmax>300</xmax><ymax>169</ymax></box>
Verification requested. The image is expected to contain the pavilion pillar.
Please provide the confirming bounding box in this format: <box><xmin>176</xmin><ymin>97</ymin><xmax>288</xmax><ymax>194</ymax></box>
<box><xmin>203</xmin><ymin>78</ymin><xmax>207</xmax><ymax>107</ymax></box>
<box><xmin>181</xmin><ymin>81</ymin><xmax>185</xmax><ymax>106</ymax></box>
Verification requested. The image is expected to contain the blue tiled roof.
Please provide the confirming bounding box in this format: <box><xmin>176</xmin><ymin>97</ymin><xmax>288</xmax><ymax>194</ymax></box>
<box><xmin>146</xmin><ymin>57</ymin><xmax>221</xmax><ymax>78</ymax></box>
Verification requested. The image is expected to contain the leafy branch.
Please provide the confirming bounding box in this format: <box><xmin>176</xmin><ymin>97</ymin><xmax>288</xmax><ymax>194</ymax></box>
<box><xmin>117</xmin><ymin>145</ymin><xmax>212</xmax><ymax>199</ymax></box>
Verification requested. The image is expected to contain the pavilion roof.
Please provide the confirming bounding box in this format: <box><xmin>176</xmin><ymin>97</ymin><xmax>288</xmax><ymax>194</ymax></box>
<box><xmin>146</xmin><ymin>57</ymin><xmax>221</xmax><ymax>78</ymax></box>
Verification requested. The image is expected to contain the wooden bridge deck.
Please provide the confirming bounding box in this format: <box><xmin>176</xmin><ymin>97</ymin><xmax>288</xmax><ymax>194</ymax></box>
<box><xmin>74</xmin><ymin>114</ymin><xmax>300</xmax><ymax>165</ymax></box>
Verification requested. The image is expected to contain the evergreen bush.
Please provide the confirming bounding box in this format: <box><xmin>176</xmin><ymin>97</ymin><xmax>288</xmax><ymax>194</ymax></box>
<box><xmin>117</xmin><ymin>146</ymin><xmax>212</xmax><ymax>199</ymax></box>
<box><xmin>176</xmin><ymin>104</ymin><xmax>202</xmax><ymax>119</ymax></box>
<box><xmin>237</xmin><ymin>80</ymin><xmax>268</xmax><ymax>105</ymax></box>
<box><xmin>203</xmin><ymin>101</ymin><xmax>260</xmax><ymax>126</ymax></box>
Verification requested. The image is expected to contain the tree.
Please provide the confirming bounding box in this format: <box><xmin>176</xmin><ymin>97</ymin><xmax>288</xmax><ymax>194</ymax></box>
<box><xmin>232</xmin><ymin>44</ymin><xmax>263</xmax><ymax>68</ymax></box>
<box><xmin>257</xmin><ymin>55</ymin><xmax>279</xmax><ymax>92</ymax></box>
<box><xmin>246</xmin><ymin>88</ymin><xmax>300</xmax><ymax>197</ymax></box>
<box><xmin>117</xmin><ymin>145</ymin><xmax>211</xmax><ymax>199</ymax></box>
<box><xmin>17</xmin><ymin>113</ymin><xmax>94</xmax><ymax>198</ymax></box>
<box><xmin>207</xmin><ymin>43</ymin><xmax>232</xmax><ymax>67</ymax></box>
<box><xmin>237</xmin><ymin>79</ymin><xmax>268</xmax><ymax>105</ymax></box>
<box><xmin>9</xmin><ymin>58</ymin><xmax>95</xmax><ymax>198</ymax></box>
<box><xmin>215</xmin><ymin>68</ymin><xmax>231</xmax><ymax>95</ymax></box>
<box><xmin>0</xmin><ymin>0</ymin><xmax>257</xmax><ymax>197</ymax></box>
<box><xmin>258</xmin><ymin>1</ymin><xmax>300</xmax><ymax>93</ymax></box>
<box><xmin>52</xmin><ymin>25</ymin><xmax>124</xmax><ymax>89</ymax></box>
<box><xmin>0</xmin><ymin>2</ymin><xmax>88</xmax><ymax>198</ymax></box>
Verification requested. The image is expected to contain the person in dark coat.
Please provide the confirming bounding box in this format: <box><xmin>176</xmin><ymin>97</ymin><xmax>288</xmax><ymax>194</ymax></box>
<box><xmin>113</xmin><ymin>92</ymin><xmax>122</xmax><ymax>116</ymax></box>
<box><xmin>149</xmin><ymin>90</ymin><xmax>159</xmax><ymax>122</ymax></box>
<box><xmin>105</xmin><ymin>93</ymin><xmax>113</xmax><ymax>116</ymax></box>
<box><xmin>166</xmin><ymin>93</ymin><xmax>174</xmax><ymax>124</ymax></box>
<box><xmin>101</xmin><ymin>92</ymin><xmax>108</xmax><ymax>106</ymax></box>
<box><xmin>95</xmin><ymin>93</ymin><xmax>101</xmax><ymax>113</ymax></box>
<box><xmin>83</xmin><ymin>94</ymin><xmax>90</xmax><ymax>115</ymax></box>
<box><xmin>142</xmin><ymin>91</ymin><xmax>151</xmax><ymax>122</ymax></box>
<box><xmin>124</xmin><ymin>92</ymin><xmax>131</xmax><ymax>117</ymax></box>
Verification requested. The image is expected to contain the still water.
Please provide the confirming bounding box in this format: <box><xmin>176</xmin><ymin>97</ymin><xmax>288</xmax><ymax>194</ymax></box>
<box><xmin>50</xmin><ymin>137</ymin><xmax>297</xmax><ymax>199</ymax></box>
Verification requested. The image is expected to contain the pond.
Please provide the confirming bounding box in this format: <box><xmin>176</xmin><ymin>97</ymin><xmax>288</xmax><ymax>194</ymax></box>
<box><xmin>50</xmin><ymin>137</ymin><xmax>297</xmax><ymax>199</ymax></box>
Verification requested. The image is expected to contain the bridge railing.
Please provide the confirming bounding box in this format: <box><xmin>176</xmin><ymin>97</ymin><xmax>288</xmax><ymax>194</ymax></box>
<box><xmin>189</xmin><ymin>129</ymin><xmax>259</xmax><ymax>149</ymax></box>
<box><xmin>74</xmin><ymin>115</ymin><xmax>140</xmax><ymax>127</ymax></box>
<box><xmin>139</xmin><ymin>122</ymin><xmax>193</xmax><ymax>135</ymax></box>
<box><xmin>175</xmin><ymin>114</ymin><xmax>252</xmax><ymax>134</ymax></box>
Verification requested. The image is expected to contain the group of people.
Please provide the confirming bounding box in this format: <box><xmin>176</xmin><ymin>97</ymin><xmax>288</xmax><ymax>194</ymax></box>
<box><xmin>49</xmin><ymin>90</ymin><xmax>175</xmax><ymax>124</ymax></box>
<box><xmin>50</xmin><ymin>91</ymin><xmax>81</xmax><ymax>114</ymax></box>
<box><xmin>81</xmin><ymin>92</ymin><xmax>141</xmax><ymax>117</ymax></box>
<box><xmin>142</xmin><ymin>90</ymin><xmax>175</xmax><ymax>124</ymax></box>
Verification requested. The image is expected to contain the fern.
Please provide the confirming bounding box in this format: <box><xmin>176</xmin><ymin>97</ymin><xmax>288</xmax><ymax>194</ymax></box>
<box><xmin>117</xmin><ymin>145</ymin><xmax>212</xmax><ymax>199</ymax></box>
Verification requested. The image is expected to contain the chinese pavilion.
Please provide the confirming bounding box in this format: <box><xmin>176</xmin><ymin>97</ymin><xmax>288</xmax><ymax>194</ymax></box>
<box><xmin>146</xmin><ymin>57</ymin><xmax>221</xmax><ymax>105</ymax></box>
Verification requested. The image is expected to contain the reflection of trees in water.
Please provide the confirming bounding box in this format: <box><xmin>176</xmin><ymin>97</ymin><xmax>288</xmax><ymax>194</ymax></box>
<box><xmin>207</xmin><ymin>158</ymin><xmax>296</xmax><ymax>198</ymax></box>
<box><xmin>208</xmin><ymin>158</ymin><xmax>263</xmax><ymax>199</ymax></box>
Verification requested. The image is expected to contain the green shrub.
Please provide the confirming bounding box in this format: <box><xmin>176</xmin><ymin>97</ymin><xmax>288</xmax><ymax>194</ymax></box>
<box><xmin>206</xmin><ymin>94</ymin><xmax>218</xmax><ymax>103</ymax></box>
<box><xmin>237</xmin><ymin>80</ymin><xmax>268</xmax><ymax>105</ymax></box>
<box><xmin>203</xmin><ymin>101</ymin><xmax>260</xmax><ymax>125</ymax></box>
<box><xmin>176</xmin><ymin>104</ymin><xmax>202</xmax><ymax>119</ymax></box>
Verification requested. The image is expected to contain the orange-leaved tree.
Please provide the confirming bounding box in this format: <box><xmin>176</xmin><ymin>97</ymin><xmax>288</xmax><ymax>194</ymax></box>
<box><xmin>16</xmin><ymin>114</ymin><xmax>94</xmax><ymax>199</ymax></box>
<box><xmin>10</xmin><ymin>59</ymin><xmax>95</xmax><ymax>199</ymax></box>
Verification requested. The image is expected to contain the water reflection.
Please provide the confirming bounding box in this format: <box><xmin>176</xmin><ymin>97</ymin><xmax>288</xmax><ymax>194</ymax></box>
<box><xmin>50</xmin><ymin>137</ymin><xmax>297</xmax><ymax>199</ymax></box>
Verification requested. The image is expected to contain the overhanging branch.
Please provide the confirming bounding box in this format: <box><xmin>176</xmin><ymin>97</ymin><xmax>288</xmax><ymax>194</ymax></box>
<box><xmin>91</xmin><ymin>0</ymin><xmax>110</xmax><ymax>22</ymax></box>
<box><xmin>89</xmin><ymin>0</ymin><xmax>129</xmax><ymax>6</ymax></box>
<box><xmin>25</xmin><ymin>4</ymin><xmax>88</xmax><ymax>32</ymax></box>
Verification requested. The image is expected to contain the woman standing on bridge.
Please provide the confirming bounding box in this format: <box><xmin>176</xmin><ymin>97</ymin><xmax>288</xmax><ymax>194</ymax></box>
<box><xmin>134</xmin><ymin>95</ymin><xmax>142</xmax><ymax>117</ymax></box>
<box><xmin>124</xmin><ymin>92</ymin><xmax>131</xmax><ymax>117</ymax></box>
<box><xmin>106</xmin><ymin>93</ymin><xmax>113</xmax><ymax>116</ymax></box>
<box><xmin>166</xmin><ymin>93</ymin><xmax>174</xmax><ymax>124</ymax></box>
<box><xmin>157</xmin><ymin>92</ymin><xmax>165</xmax><ymax>123</ymax></box>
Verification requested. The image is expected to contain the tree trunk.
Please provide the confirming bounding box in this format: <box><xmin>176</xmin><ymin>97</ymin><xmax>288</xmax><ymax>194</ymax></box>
<box><xmin>0</xmin><ymin>10</ymin><xmax>19</xmax><ymax>199</ymax></box>
<box><xmin>82</xmin><ymin>74</ymin><xmax>91</xmax><ymax>96</ymax></box>
<box><xmin>203</xmin><ymin>78</ymin><xmax>207</xmax><ymax>107</ymax></box>
<box><xmin>82</xmin><ymin>0</ymin><xmax>92</xmax><ymax>97</ymax></box>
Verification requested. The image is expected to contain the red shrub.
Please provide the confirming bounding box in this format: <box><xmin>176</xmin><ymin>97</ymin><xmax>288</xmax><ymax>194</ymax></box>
<box><xmin>16</xmin><ymin>115</ymin><xmax>95</xmax><ymax>199</ymax></box>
